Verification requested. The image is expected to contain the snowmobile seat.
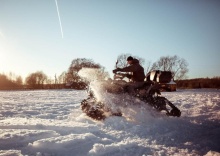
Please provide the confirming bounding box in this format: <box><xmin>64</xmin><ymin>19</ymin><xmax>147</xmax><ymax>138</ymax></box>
<box><xmin>146</xmin><ymin>70</ymin><xmax>172</xmax><ymax>83</ymax></box>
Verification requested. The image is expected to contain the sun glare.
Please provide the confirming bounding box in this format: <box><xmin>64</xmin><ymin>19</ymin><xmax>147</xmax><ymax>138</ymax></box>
<box><xmin>0</xmin><ymin>37</ymin><xmax>13</xmax><ymax>75</ymax></box>
<box><xmin>0</xmin><ymin>52</ymin><xmax>10</xmax><ymax>73</ymax></box>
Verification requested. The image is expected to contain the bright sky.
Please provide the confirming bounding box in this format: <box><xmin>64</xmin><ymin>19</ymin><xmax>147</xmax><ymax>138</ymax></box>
<box><xmin>0</xmin><ymin>0</ymin><xmax>220</xmax><ymax>80</ymax></box>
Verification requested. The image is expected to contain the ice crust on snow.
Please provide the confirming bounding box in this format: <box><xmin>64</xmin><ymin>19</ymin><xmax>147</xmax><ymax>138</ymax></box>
<box><xmin>0</xmin><ymin>89</ymin><xmax>220</xmax><ymax>156</ymax></box>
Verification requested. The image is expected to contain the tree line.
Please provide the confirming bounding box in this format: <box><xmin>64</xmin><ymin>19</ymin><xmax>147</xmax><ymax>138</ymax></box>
<box><xmin>176</xmin><ymin>77</ymin><xmax>220</xmax><ymax>89</ymax></box>
<box><xmin>0</xmin><ymin>54</ymin><xmax>218</xmax><ymax>90</ymax></box>
<box><xmin>0</xmin><ymin>73</ymin><xmax>23</xmax><ymax>90</ymax></box>
<box><xmin>0</xmin><ymin>58</ymin><xmax>109</xmax><ymax>90</ymax></box>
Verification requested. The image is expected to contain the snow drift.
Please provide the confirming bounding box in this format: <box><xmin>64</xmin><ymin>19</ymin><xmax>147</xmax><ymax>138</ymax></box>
<box><xmin>0</xmin><ymin>88</ymin><xmax>220</xmax><ymax>156</ymax></box>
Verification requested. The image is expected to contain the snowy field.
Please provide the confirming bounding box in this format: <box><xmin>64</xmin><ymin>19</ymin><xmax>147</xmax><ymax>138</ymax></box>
<box><xmin>0</xmin><ymin>89</ymin><xmax>220</xmax><ymax>156</ymax></box>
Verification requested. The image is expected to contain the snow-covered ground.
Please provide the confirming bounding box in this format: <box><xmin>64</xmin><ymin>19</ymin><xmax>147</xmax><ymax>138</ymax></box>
<box><xmin>0</xmin><ymin>89</ymin><xmax>219</xmax><ymax>156</ymax></box>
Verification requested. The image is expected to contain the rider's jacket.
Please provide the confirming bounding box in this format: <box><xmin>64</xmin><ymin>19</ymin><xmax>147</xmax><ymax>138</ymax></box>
<box><xmin>119</xmin><ymin>59</ymin><xmax>145</xmax><ymax>82</ymax></box>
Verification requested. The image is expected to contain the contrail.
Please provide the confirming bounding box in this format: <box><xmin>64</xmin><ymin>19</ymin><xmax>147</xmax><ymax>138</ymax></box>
<box><xmin>55</xmin><ymin>0</ymin><xmax>63</xmax><ymax>38</ymax></box>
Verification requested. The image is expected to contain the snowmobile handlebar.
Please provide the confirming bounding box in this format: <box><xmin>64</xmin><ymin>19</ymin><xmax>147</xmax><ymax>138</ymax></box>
<box><xmin>113</xmin><ymin>72</ymin><xmax>131</xmax><ymax>80</ymax></box>
<box><xmin>113</xmin><ymin>60</ymin><xmax>129</xmax><ymax>79</ymax></box>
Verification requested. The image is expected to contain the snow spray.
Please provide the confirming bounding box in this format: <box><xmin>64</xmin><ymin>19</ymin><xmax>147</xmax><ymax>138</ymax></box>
<box><xmin>78</xmin><ymin>68</ymin><xmax>161</xmax><ymax>122</ymax></box>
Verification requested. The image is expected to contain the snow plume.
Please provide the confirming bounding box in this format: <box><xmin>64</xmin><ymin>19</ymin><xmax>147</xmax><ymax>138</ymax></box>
<box><xmin>78</xmin><ymin>68</ymin><xmax>106</xmax><ymax>82</ymax></box>
<box><xmin>78</xmin><ymin>68</ymin><xmax>109</xmax><ymax>102</ymax></box>
<box><xmin>78</xmin><ymin>68</ymin><xmax>125</xmax><ymax>104</ymax></box>
<box><xmin>79</xmin><ymin>68</ymin><xmax>159</xmax><ymax>121</ymax></box>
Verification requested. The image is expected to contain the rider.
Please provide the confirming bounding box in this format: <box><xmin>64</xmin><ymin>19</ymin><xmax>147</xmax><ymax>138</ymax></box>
<box><xmin>113</xmin><ymin>56</ymin><xmax>145</xmax><ymax>95</ymax></box>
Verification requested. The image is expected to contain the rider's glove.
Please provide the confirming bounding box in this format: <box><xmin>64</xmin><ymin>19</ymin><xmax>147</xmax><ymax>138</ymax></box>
<box><xmin>113</xmin><ymin>68</ymin><xmax>121</xmax><ymax>73</ymax></box>
<box><xmin>125</xmin><ymin>74</ymin><xmax>132</xmax><ymax>79</ymax></box>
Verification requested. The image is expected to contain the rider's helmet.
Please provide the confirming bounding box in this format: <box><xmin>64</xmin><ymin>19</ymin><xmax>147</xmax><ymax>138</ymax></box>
<box><xmin>127</xmin><ymin>56</ymin><xmax>133</xmax><ymax>61</ymax></box>
<box><xmin>127</xmin><ymin>56</ymin><xmax>133</xmax><ymax>65</ymax></box>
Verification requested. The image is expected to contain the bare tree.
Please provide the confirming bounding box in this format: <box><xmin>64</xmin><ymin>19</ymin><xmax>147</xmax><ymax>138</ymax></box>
<box><xmin>67</xmin><ymin>58</ymin><xmax>109</xmax><ymax>85</ymax></box>
<box><xmin>58</xmin><ymin>71</ymin><xmax>67</xmax><ymax>84</ymax></box>
<box><xmin>8</xmin><ymin>72</ymin><xmax>16</xmax><ymax>82</ymax></box>
<box><xmin>145</xmin><ymin>61</ymin><xmax>153</xmax><ymax>74</ymax></box>
<box><xmin>94</xmin><ymin>66</ymin><xmax>109</xmax><ymax>80</ymax></box>
<box><xmin>152</xmin><ymin>55</ymin><xmax>189</xmax><ymax>80</ymax></box>
<box><xmin>0</xmin><ymin>74</ymin><xmax>16</xmax><ymax>89</ymax></box>
<box><xmin>25</xmin><ymin>71</ymin><xmax>47</xmax><ymax>89</ymax></box>
<box><xmin>116</xmin><ymin>53</ymin><xmax>145</xmax><ymax>68</ymax></box>
<box><xmin>16</xmin><ymin>76</ymin><xmax>23</xmax><ymax>86</ymax></box>
<box><xmin>46</xmin><ymin>78</ymin><xmax>53</xmax><ymax>85</ymax></box>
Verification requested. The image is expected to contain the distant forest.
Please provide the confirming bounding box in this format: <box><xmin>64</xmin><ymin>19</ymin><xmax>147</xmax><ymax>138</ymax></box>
<box><xmin>0</xmin><ymin>73</ymin><xmax>66</xmax><ymax>90</ymax></box>
<box><xmin>0</xmin><ymin>73</ymin><xmax>23</xmax><ymax>90</ymax></box>
<box><xmin>1</xmin><ymin>72</ymin><xmax>220</xmax><ymax>90</ymax></box>
<box><xmin>176</xmin><ymin>77</ymin><xmax>220</xmax><ymax>89</ymax></box>
<box><xmin>1</xmin><ymin>56</ymin><xmax>219</xmax><ymax>90</ymax></box>
<box><xmin>0</xmin><ymin>58</ymin><xmax>107</xmax><ymax>90</ymax></box>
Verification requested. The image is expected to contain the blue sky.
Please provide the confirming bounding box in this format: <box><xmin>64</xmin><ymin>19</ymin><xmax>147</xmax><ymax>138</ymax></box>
<box><xmin>0</xmin><ymin>0</ymin><xmax>220</xmax><ymax>80</ymax></box>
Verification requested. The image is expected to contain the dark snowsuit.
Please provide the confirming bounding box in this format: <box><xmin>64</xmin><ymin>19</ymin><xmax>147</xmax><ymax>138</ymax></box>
<box><xmin>117</xmin><ymin>59</ymin><xmax>145</xmax><ymax>95</ymax></box>
<box><xmin>119</xmin><ymin>59</ymin><xmax>145</xmax><ymax>82</ymax></box>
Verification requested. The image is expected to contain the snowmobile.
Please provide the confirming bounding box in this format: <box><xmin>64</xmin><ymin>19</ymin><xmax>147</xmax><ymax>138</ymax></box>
<box><xmin>81</xmin><ymin>66</ymin><xmax>181</xmax><ymax>120</ymax></box>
